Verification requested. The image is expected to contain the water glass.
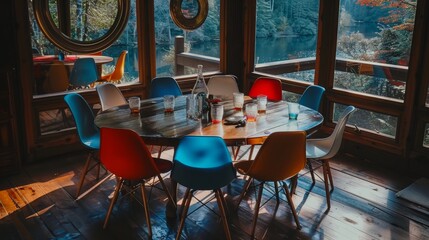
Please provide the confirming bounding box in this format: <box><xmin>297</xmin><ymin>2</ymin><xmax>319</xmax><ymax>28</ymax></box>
<box><xmin>233</xmin><ymin>92</ymin><xmax>244</xmax><ymax>111</ymax></box>
<box><xmin>210</xmin><ymin>104</ymin><xmax>224</xmax><ymax>124</ymax></box>
<box><xmin>245</xmin><ymin>103</ymin><xmax>258</xmax><ymax>122</ymax></box>
<box><xmin>163</xmin><ymin>95</ymin><xmax>175</xmax><ymax>113</ymax></box>
<box><xmin>288</xmin><ymin>102</ymin><xmax>300</xmax><ymax>120</ymax></box>
<box><xmin>129</xmin><ymin>96</ymin><xmax>140</xmax><ymax>114</ymax></box>
<box><xmin>257</xmin><ymin>95</ymin><xmax>267</xmax><ymax>114</ymax></box>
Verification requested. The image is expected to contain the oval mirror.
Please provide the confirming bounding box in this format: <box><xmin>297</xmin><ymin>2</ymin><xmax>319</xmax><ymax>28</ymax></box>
<box><xmin>33</xmin><ymin>0</ymin><xmax>130</xmax><ymax>53</ymax></box>
<box><xmin>170</xmin><ymin>0</ymin><xmax>208</xmax><ymax>31</ymax></box>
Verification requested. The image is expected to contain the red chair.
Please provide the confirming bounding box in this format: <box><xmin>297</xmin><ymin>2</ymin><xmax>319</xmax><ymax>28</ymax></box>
<box><xmin>248</xmin><ymin>77</ymin><xmax>283</xmax><ymax>101</ymax></box>
<box><xmin>100</xmin><ymin>127</ymin><xmax>175</xmax><ymax>236</ymax></box>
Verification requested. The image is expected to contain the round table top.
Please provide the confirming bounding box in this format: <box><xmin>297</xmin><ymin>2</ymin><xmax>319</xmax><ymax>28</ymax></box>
<box><xmin>33</xmin><ymin>55</ymin><xmax>113</xmax><ymax>65</ymax></box>
<box><xmin>94</xmin><ymin>95</ymin><xmax>324</xmax><ymax>146</ymax></box>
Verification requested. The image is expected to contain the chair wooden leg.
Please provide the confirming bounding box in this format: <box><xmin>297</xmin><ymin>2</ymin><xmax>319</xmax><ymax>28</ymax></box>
<box><xmin>282</xmin><ymin>181</ymin><xmax>301</xmax><ymax>229</ymax></box>
<box><xmin>250</xmin><ymin>182</ymin><xmax>264</xmax><ymax>239</ymax></box>
<box><xmin>215</xmin><ymin>189</ymin><xmax>232</xmax><ymax>240</ymax></box>
<box><xmin>235</xmin><ymin>177</ymin><xmax>253</xmax><ymax>211</ymax></box>
<box><xmin>157</xmin><ymin>145</ymin><xmax>164</xmax><ymax>159</ymax></box>
<box><xmin>325</xmin><ymin>160</ymin><xmax>334</xmax><ymax>191</ymax></box>
<box><xmin>176</xmin><ymin>188</ymin><xmax>192</xmax><ymax>240</ymax></box>
<box><xmin>141</xmin><ymin>182</ymin><xmax>152</xmax><ymax>238</ymax></box>
<box><xmin>231</xmin><ymin>146</ymin><xmax>240</xmax><ymax>160</ymax></box>
<box><xmin>290</xmin><ymin>175</ymin><xmax>298</xmax><ymax>194</ymax></box>
<box><xmin>248</xmin><ymin>145</ymin><xmax>255</xmax><ymax>161</ymax></box>
<box><xmin>322</xmin><ymin>162</ymin><xmax>331</xmax><ymax>211</ymax></box>
<box><xmin>103</xmin><ymin>179</ymin><xmax>123</xmax><ymax>229</ymax></box>
<box><xmin>157</xmin><ymin>174</ymin><xmax>176</xmax><ymax>208</ymax></box>
<box><xmin>76</xmin><ymin>153</ymin><xmax>93</xmax><ymax>199</ymax></box>
<box><xmin>274</xmin><ymin>181</ymin><xmax>280</xmax><ymax>204</ymax></box>
<box><xmin>307</xmin><ymin>160</ymin><xmax>316</xmax><ymax>184</ymax></box>
<box><xmin>179</xmin><ymin>188</ymin><xmax>191</xmax><ymax>218</ymax></box>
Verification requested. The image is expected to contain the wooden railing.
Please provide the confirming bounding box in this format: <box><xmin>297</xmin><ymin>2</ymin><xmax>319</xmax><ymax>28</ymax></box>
<box><xmin>174</xmin><ymin>36</ymin><xmax>408</xmax><ymax>84</ymax></box>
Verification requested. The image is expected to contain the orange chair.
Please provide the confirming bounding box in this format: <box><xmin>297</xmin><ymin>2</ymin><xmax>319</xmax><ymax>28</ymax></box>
<box><xmin>100</xmin><ymin>127</ymin><xmax>175</xmax><ymax>236</ymax></box>
<box><xmin>99</xmin><ymin>50</ymin><xmax>128</xmax><ymax>83</ymax></box>
<box><xmin>248</xmin><ymin>77</ymin><xmax>283</xmax><ymax>101</ymax></box>
<box><xmin>234</xmin><ymin>131</ymin><xmax>307</xmax><ymax>237</ymax></box>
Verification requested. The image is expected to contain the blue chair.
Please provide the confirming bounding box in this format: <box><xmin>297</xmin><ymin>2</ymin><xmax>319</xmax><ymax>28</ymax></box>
<box><xmin>69</xmin><ymin>58</ymin><xmax>99</xmax><ymax>88</ymax></box>
<box><xmin>150</xmin><ymin>76</ymin><xmax>182</xmax><ymax>98</ymax></box>
<box><xmin>172</xmin><ymin>136</ymin><xmax>236</xmax><ymax>240</ymax></box>
<box><xmin>64</xmin><ymin>93</ymin><xmax>108</xmax><ymax>199</ymax></box>
<box><xmin>298</xmin><ymin>85</ymin><xmax>325</xmax><ymax>111</ymax></box>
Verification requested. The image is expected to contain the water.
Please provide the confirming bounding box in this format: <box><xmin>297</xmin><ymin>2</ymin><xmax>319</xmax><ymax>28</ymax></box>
<box><xmin>106</xmin><ymin>24</ymin><xmax>382</xmax><ymax>78</ymax></box>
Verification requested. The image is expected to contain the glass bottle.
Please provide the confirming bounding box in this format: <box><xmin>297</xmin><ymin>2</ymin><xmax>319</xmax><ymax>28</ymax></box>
<box><xmin>191</xmin><ymin>65</ymin><xmax>209</xmax><ymax>120</ymax></box>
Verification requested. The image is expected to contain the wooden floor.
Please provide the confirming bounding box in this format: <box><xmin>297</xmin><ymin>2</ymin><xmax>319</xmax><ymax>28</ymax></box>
<box><xmin>1</xmin><ymin>146</ymin><xmax>429</xmax><ymax>240</ymax></box>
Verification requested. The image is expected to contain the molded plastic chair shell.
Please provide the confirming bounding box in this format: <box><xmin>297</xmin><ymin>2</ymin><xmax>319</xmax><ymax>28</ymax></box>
<box><xmin>96</xmin><ymin>83</ymin><xmax>127</xmax><ymax>111</ymax></box>
<box><xmin>150</xmin><ymin>76</ymin><xmax>182</xmax><ymax>98</ymax></box>
<box><xmin>99</xmin><ymin>50</ymin><xmax>128</xmax><ymax>82</ymax></box>
<box><xmin>306</xmin><ymin>105</ymin><xmax>356</xmax><ymax>160</ymax></box>
<box><xmin>172</xmin><ymin>136</ymin><xmax>236</xmax><ymax>190</ymax></box>
<box><xmin>69</xmin><ymin>58</ymin><xmax>99</xmax><ymax>87</ymax></box>
<box><xmin>43</xmin><ymin>61</ymin><xmax>69</xmax><ymax>93</ymax></box>
<box><xmin>299</xmin><ymin>85</ymin><xmax>325</xmax><ymax>111</ymax></box>
<box><xmin>64</xmin><ymin>93</ymin><xmax>99</xmax><ymax>150</ymax></box>
<box><xmin>172</xmin><ymin>136</ymin><xmax>236</xmax><ymax>240</ymax></box>
<box><xmin>100</xmin><ymin>127</ymin><xmax>174</xmax><ymax>233</ymax></box>
<box><xmin>234</xmin><ymin>131</ymin><xmax>307</xmax><ymax>233</ymax></box>
<box><xmin>248</xmin><ymin>77</ymin><xmax>283</xmax><ymax>101</ymax></box>
<box><xmin>305</xmin><ymin>105</ymin><xmax>356</xmax><ymax>210</ymax></box>
<box><xmin>207</xmin><ymin>75</ymin><xmax>239</xmax><ymax>100</ymax></box>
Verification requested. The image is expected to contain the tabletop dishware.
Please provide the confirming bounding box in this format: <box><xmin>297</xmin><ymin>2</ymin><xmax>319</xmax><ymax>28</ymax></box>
<box><xmin>211</xmin><ymin>103</ymin><xmax>224</xmax><ymax>124</ymax></box>
<box><xmin>245</xmin><ymin>103</ymin><xmax>258</xmax><ymax>122</ymax></box>
<box><xmin>129</xmin><ymin>96</ymin><xmax>141</xmax><ymax>114</ymax></box>
<box><xmin>163</xmin><ymin>95</ymin><xmax>175</xmax><ymax>113</ymax></box>
<box><xmin>257</xmin><ymin>94</ymin><xmax>267</xmax><ymax>114</ymax></box>
<box><xmin>288</xmin><ymin>102</ymin><xmax>300</xmax><ymax>120</ymax></box>
<box><xmin>233</xmin><ymin>92</ymin><xmax>244</xmax><ymax>111</ymax></box>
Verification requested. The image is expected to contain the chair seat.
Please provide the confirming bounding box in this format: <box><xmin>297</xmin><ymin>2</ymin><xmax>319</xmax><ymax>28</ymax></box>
<box><xmin>153</xmin><ymin>158</ymin><xmax>173</xmax><ymax>173</ymax></box>
<box><xmin>306</xmin><ymin>138</ymin><xmax>331</xmax><ymax>159</ymax></box>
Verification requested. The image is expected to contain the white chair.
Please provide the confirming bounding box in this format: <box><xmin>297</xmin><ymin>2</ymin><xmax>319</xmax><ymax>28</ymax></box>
<box><xmin>95</xmin><ymin>83</ymin><xmax>127</xmax><ymax>111</ymax></box>
<box><xmin>207</xmin><ymin>75</ymin><xmax>239</xmax><ymax>100</ymax></box>
<box><xmin>304</xmin><ymin>105</ymin><xmax>356</xmax><ymax>210</ymax></box>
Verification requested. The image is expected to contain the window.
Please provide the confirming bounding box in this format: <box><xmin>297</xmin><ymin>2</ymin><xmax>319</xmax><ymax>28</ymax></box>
<box><xmin>254</xmin><ymin>0</ymin><xmax>320</xmax><ymax>83</ymax></box>
<box><xmin>154</xmin><ymin>0</ymin><xmax>221</xmax><ymax>77</ymax></box>
<box><xmin>334</xmin><ymin>0</ymin><xmax>416</xmax><ymax>101</ymax></box>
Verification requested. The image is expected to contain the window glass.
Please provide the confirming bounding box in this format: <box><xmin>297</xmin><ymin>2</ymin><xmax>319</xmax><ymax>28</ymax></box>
<box><xmin>334</xmin><ymin>0</ymin><xmax>416</xmax><ymax>101</ymax></box>
<box><xmin>29</xmin><ymin>0</ymin><xmax>139</xmax><ymax>96</ymax></box>
<box><xmin>254</xmin><ymin>0</ymin><xmax>320</xmax><ymax>83</ymax></box>
<box><xmin>423</xmin><ymin>123</ymin><xmax>429</xmax><ymax>148</ymax></box>
<box><xmin>334</xmin><ymin>103</ymin><xmax>397</xmax><ymax>138</ymax></box>
<box><xmin>154</xmin><ymin>0</ymin><xmax>220</xmax><ymax>77</ymax></box>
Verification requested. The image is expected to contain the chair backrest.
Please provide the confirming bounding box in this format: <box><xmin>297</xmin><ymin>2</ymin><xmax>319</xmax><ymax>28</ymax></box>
<box><xmin>150</xmin><ymin>76</ymin><xmax>182</xmax><ymax>98</ymax></box>
<box><xmin>248</xmin><ymin>77</ymin><xmax>283</xmax><ymax>101</ymax></box>
<box><xmin>64</xmin><ymin>93</ymin><xmax>100</xmax><ymax>149</ymax></box>
<box><xmin>247</xmin><ymin>131</ymin><xmax>307</xmax><ymax>182</ymax></box>
<box><xmin>298</xmin><ymin>85</ymin><xmax>325</xmax><ymax>111</ymax></box>
<box><xmin>108</xmin><ymin>50</ymin><xmax>128</xmax><ymax>81</ymax></box>
<box><xmin>172</xmin><ymin>136</ymin><xmax>236</xmax><ymax>190</ymax></box>
<box><xmin>207</xmin><ymin>75</ymin><xmax>239</xmax><ymax>100</ymax></box>
<box><xmin>323</xmin><ymin>105</ymin><xmax>357</xmax><ymax>159</ymax></box>
<box><xmin>69</xmin><ymin>58</ymin><xmax>98</xmax><ymax>87</ymax></box>
<box><xmin>96</xmin><ymin>83</ymin><xmax>127</xmax><ymax>111</ymax></box>
<box><xmin>43</xmin><ymin>61</ymin><xmax>69</xmax><ymax>93</ymax></box>
<box><xmin>100</xmin><ymin>127</ymin><xmax>161</xmax><ymax>180</ymax></box>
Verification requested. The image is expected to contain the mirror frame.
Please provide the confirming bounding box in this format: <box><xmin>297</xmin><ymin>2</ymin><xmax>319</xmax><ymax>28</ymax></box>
<box><xmin>170</xmin><ymin>0</ymin><xmax>208</xmax><ymax>31</ymax></box>
<box><xmin>33</xmin><ymin>0</ymin><xmax>130</xmax><ymax>53</ymax></box>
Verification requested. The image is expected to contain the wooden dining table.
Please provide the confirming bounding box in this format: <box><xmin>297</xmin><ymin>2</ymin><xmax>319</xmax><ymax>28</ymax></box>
<box><xmin>94</xmin><ymin>95</ymin><xmax>324</xmax><ymax>146</ymax></box>
<box><xmin>94</xmin><ymin>94</ymin><xmax>324</xmax><ymax>217</ymax></box>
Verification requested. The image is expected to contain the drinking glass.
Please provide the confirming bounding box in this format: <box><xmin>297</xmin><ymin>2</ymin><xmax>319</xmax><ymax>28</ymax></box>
<box><xmin>210</xmin><ymin>104</ymin><xmax>224</xmax><ymax>124</ymax></box>
<box><xmin>288</xmin><ymin>102</ymin><xmax>300</xmax><ymax>120</ymax></box>
<box><xmin>257</xmin><ymin>95</ymin><xmax>267</xmax><ymax>114</ymax></box>
<box><xmin>233</xmin><ymin>92</ymin><xmax>244</xmax><ymax>111</ymax></box>
<box><xmin>163</xmin><ymin>95</ymin><xmax>175</xmax><ymax>113</ymax></box>
<box><xmin>128</xmin><ymin>96</ymin><xmax>140</xmax><ymax>114</ymax></box>
<box><xmin>245</xmin><ymin>103</ymin><xmax>258</xmax><ymax>122</ymax></box>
